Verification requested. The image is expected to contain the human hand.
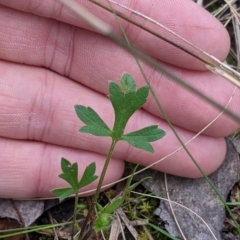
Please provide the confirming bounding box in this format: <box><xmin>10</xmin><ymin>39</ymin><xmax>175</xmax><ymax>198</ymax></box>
<box><xmin>0</xmin><ymin>0</ymin><xmax>239</xmax><ymax>199</ymax></box>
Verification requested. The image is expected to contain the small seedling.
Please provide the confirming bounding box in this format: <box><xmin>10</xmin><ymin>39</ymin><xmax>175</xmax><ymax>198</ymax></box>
<box><xmin>76</xmin><ymin>73</ymin><xmax>166</xmax><ymax>238</ymax></box>
<box><xmin>52</xmin><ymin>158</ymin><xmax>98</xmax><ymax>201</ymax></box>
<box><xmin>52</xmin><ymin>158</ymin><xmax>98</xmax><ymax>237</ymax></box>
<box><xmin>53</xmin><ymin>73</ymin><xmax>166</xmax><ymax>238</ymax></box>
<box><xmin>93</xmin><ymin>197</ymin><xmax>122</xmax><ymax>232</ymax></box>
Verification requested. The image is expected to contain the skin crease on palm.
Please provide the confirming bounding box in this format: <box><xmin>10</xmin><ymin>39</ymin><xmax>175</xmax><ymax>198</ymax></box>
<box><xmin>0</xmin><ymin>0</ymin><xmax>240</xmax><ymax>199</ymax></box>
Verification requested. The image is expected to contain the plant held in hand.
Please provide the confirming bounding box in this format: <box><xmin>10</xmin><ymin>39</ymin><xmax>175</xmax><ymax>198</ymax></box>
<box><xmin>52</xmin><ymin>159</ymin><xmax>98</xmax><ymax>237</ymax></box>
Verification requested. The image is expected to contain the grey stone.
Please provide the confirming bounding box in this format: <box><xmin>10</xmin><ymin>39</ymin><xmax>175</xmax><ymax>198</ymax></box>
<box><xmin>135</xmin><ymin>138</ymin><xmax>239</xmax><ymax>240</ymax></box>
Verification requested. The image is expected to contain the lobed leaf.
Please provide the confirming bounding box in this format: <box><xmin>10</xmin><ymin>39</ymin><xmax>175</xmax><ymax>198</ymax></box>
<box><xmin>75</xmin><ymin>105</ymin><xmax>111</xmax><ymax>136</ymax></box>
<box><xmin>123</xmin><ymin>125</ymin><xmax>166</xmax><ymax>141</ymax></box>
<box><xmin>121</xmin><ymin>125</ymin><xmax>166</xmax><ymax>152</ymax></box>
<box><xmin>109</xmin><ymin>79</ymin><xmax>149</xmax><ymax>139</ymax></box>
<box><xmin>74</xmin><ymin>74</ymin><xmax>166</xmax><ymax>162</ymax></box>
<box><xmin>120</xmin><ymin>73</ymin><xmax>136</xmax><ymax>92</ymax></box>
<box><xmin>121</xmin><ymin>136</ymin><xmax>154</xmax><ymax>152</ymax></box>
<box><xmin>52</xmin><ymin>160</ymin><xmax>98</xmax><ymax>201</ymax></box>
<box><xmin>78</xmin><ymin>162</ymin><xmax>98</xmax><ymax>189</ymax></box>
<box><xmin>51</xmin><ymin>187</ymin><xmax>75</xmax><ymax>202</ymax></box>
<box><xmin>59</xmin><ymin>158</ymin><xmax>78</xmax><ymax>189</ymax></box>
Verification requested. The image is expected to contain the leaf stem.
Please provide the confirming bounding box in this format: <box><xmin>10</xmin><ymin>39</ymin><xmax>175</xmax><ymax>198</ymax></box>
<box><xmin>78</xmin><ymin>139</ymin><xmax>117</xmax><ymax>239</ymax></box>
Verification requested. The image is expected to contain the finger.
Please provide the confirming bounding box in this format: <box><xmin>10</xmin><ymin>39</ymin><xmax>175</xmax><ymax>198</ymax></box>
<box><xmin>0</xmin><ymin>138</ymin><xmax>124</xmax><ymax>199</ymax></box>
<box><xmin>0</xmin><ymin>9</ymin><xmax>238</xmax><ymax>136</ymax></box>
<box><xmin>0</xmin><ymin>0</ymin><xmax>230</xmax><ymax>70</ymax></box>
<box><xmin>0</xmin><ymin>61</ymin><xmax>227</xmax><ymax>180</ymax></box>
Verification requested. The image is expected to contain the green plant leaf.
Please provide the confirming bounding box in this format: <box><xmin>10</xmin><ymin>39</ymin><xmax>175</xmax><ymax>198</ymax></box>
<box><xmin>93</xmin><ymin>198</ymin><xmax>121</xmax><ymax>232</ymax></box>
<box><xmin>120</xmin><ymin>72</ymin><xmax>136</xmax><ymax>92</ymax></box>
<box><xmin>74</xmin><ymin>73</ymin><xmax>165</xmax><ymax>153</ymax></box>
<box><xmin>78</xmin><ymin>162</ymin><xmax>98</xmax><ymax>189</ymax></box>
<box><xmin>127</xmin><ymin>125</ymin><xmax>166</xmax><ymax>141</ymax></box>
<box><xmin>75</xmin><ymin>105</ymin><xmax>111</xmax><ymax>136</ymax></box>
<box><xmin>104</xmin><ymin>197</ymin><xmax>122</xmax><ymax>214</ymax></box>
<box><xmin>121</xmin><ymin>125</ymin><xmax>166</xmax><ymax>152</ymax></box>
<box><xmin>51</xmin><ymin>159</ymin><xmax>98</xmax><ymax>202</ymax></box>
<box><xmin>51</xmin><ymin>187</ymin><xmax>75</xmax><ymax>202</ymax></box>
<box><xmin>123</xmin><ymin>136</ymin><xmax>154</xmax><ymax>152</ymax></box>
<box><xmin>52</xmin><ymin>73</ymin><xmax>167</xmax><ymax>237</ymax></box>
<box><xmin>96</xmin><ymin>203</ymin><xmax>105</xmax><ymax>213</ymax></box>
<box><xmin>109</xmin><ymin>73</ymin><xmax>149</xmax><ymax>139</ymax></box>
<box><xmin>59</xmin><ymin>158</ymin><xmax>78</xmax><ymax>189</ymax></box>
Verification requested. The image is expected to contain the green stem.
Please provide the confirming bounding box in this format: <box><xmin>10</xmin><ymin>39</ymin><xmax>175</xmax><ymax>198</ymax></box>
<box><xmin>78</xmin><ymin>139</ymin><xmax>117</xmax><ymax>239</ymax></box>
<box><xmin>93</xmin><ymin>139</ymin><xmax>117</xmax><ymax>202</ymax></box>
<box><xmin>71</xmin><ymin>190</ymin><xmax>79</xmax><ymax>239</ymax></box>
